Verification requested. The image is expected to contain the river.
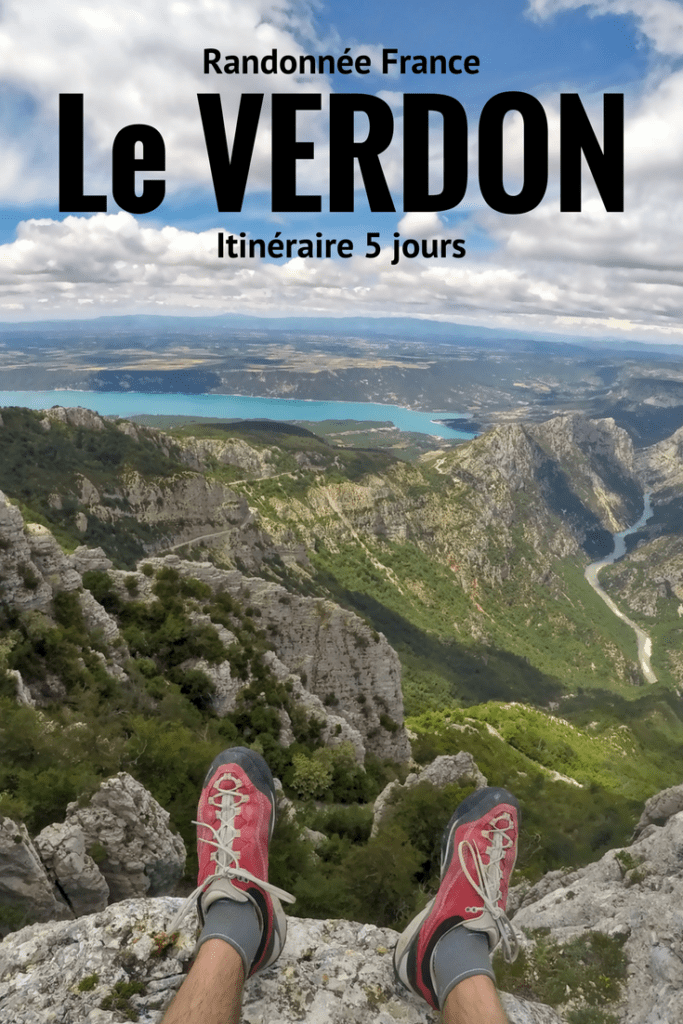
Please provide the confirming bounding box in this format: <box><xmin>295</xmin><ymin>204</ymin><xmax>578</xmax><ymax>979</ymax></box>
<box><xmin>584</xmin><ymin>492</ymin><xmax>656</xmax><ymax>683</ymax></box>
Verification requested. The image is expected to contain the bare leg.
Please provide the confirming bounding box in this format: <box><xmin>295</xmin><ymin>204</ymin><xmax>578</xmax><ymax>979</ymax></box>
<box><xmin>161</xmin><ymin>939</ymin><xmax>244</xmax><ymax>1024</ymax></box>
<box><xmin>442</xmin><ymin>974</ymin><xmax>508</xmax><ymax>1024</ymax></box>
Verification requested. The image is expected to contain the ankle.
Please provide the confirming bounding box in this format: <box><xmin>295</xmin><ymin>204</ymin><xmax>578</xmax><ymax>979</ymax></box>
<box><xmin>196</xmin><ymin>897</ymin><xmax>262</xmax><ymax>977</ymax></box>
<box><xmin>433</xmin><ymin>926</ymin><xmax>494</xmax><ymax>1009</ymax></box>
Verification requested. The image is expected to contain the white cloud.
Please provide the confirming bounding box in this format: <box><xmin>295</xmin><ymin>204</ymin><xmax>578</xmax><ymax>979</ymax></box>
<box><xmin>0</xmin><ymin>210</ymin><xmax>682</xmax><ymax>340</ymax></box>
<box><xmin>0</xmin><ymin>0</ymin><xmax>682</xmax><ymax>341</ymax></box>
<box><xmin>0</xmin><ymin>0</ymin><xmax>341</xmax><ymax>202</ymax></box>
<box><xmin>526</xmin><ymin>0</ymin><xmax>683</xmax><ymax>56</ymax></box>
<box><xmin>397</xmin><ymin>211</ymin><xmax>445</xmax><ymax>235</ymax></box>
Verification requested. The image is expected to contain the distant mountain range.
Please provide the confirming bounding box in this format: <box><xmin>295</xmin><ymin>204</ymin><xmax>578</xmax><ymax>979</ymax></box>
<box><xmin>1</xmin><ymin>312</ymin><xmax>682</xmax><ymax>358</ymax></box>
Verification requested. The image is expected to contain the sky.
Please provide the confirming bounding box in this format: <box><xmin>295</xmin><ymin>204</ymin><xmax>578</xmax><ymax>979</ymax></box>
<box><xmin>0</xmin><ymin>0</ymin><xmax>682</xmax><ymax>342</ymax></box>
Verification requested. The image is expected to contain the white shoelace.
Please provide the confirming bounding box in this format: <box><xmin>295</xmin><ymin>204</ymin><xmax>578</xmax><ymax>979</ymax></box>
<box><xmin>457</xmin><ymin>811</ymin><xmax>519</xmax><ymax>962</ymax></box>
<box><xmin>169</xmin><ymin>772</ymin><xmax>295</xmax><ymax>934</ymax></box>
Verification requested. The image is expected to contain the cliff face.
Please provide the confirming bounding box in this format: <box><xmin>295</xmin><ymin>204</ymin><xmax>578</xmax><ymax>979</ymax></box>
<box><xmin>511</xmin><ymin>809</ymin><xmax>683</xmax><ymax>1024</ymax></box>
<box><xmin>2</xmin><ymin>405</ymin><xmax>659</xmax><ymax>714</ymax></box>
<box><xmin>0</xmin><ymin>489</ymin><xmax>410</xmax><ymax>761</ymax></box>
<box><xmin>244</xmin><ymin>414</ymin><xmax>643</xmax><ymax>600</ymax></box>
<box><xmin>635</xmin><ymin>424</ymin><xmax>683</xmax><ymax>492</ymax></box>
<box><xmin>118</xmin><ymin>555</ymin><xmax>410</xmax><ymax>763</ymax></box>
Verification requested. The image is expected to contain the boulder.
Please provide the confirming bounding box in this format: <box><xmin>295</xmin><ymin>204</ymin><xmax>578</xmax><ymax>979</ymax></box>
<box><xmin>63</xmin><ymin>773</ymin><xmax>186</xmax><ymax>902</ymax></box>
<box><xmin>34</xmin><ymin>822</ymin><xmax>109</xmax><ymax>917</ymax></box>
<box><xmin>69</xmin><ymin>545</ymin><xmax>114</xmax><ymax>574</ymax></box>
<box><xmin>0</xmin><ymin>818</ymin><xmax>70</xmax><ymax>934</ymax></box>
<box><xmin>634</xmin><ymin>782</ymin><xmax>683</xmax><ymax>835</ymax></box>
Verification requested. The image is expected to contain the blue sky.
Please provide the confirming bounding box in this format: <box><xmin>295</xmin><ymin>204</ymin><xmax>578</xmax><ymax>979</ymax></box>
<box><xmin>0</xmin><ymin>0</ymin><xmax>681</xmax><ymax>342</ymax></box>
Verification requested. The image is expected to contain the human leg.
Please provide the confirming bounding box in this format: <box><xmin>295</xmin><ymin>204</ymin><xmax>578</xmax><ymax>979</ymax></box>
<box><xmin>161</xmin><ymin>939</ymin><xmax>244</xmax><ymax>1024</ymax></box>
<box><xmin>161</xmin><ymin>747</ymin><xmax>295</xmax><ymax>1024</ymax></box>
<box><xmin>442</xmin><ymin>975</ymin><xmax>508</xmax><ymax>1024</ymax></box>
<box><xmin>394</xmin><ymin>787</ymin><xmax>519</xmax><ymax>1023</ymax></box>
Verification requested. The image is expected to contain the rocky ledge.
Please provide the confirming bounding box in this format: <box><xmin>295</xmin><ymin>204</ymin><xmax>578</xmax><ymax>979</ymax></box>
<box><xmin>0</xmin><ymin>899</ymin><xmax>564</xmax><ymax>1024</ymax></box>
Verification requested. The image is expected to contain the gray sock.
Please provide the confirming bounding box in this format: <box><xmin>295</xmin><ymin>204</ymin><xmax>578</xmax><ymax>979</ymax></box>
<box><xmin>432</xmin><ymin>925</ymin><xmax>495</xmax><ymax>1009</ymax></box>
<box><xmin>196</xmin><ymin>897</ymin><xmax>262</xmax><ymax>977</ymax></box>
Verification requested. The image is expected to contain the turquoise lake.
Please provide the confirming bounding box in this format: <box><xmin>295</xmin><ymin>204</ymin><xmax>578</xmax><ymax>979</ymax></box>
<box><xmin>0</xmin><ymin>391</ymin><xmax>475</xmax><ymax>440</ymax></box>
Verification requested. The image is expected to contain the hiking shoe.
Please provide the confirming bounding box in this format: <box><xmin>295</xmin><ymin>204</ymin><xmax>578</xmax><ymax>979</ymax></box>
<box><xmin>394</xmin><ymin>786</ymin><xmax>520</xmax><ymax>1009</ymax></box>
<box><xmin>169</xmin><ymin>747</ymin><xmax>295</xmax><ymax>977</ymax></box>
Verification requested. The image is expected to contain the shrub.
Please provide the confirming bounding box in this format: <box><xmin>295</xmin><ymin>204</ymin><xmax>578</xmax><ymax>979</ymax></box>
<box><xmin>493</xmin><ymin>930</ymin><xmax>628</xmax><ymax>1015</ymax></box>
<box><xmin>290</xmin><ymin>750</ymin><xmax>333</xmax><ymax>800</ymax></box>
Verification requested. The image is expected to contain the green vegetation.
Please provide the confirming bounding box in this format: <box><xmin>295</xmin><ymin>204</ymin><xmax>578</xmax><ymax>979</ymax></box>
<box><xmin>0</xmin><ymin>565</ymin><xmax>391</xmax><ymax>886</ymax></box>
<box><xmin>100</xmin><ymin>980</ymin><xmax>146</xmax><ymax>1021</ymax></box>
<box><xmin>307</xmin><ymin>539</ymin><xmax>641</xmax><ymax>715</ymax></box>
<box><xmin>3</xmin><ymin>397</ymin><xmax>683</xmax><ymax>1015</ymax></box>
<box><xmin>0</xmin><ymin>407</ymin><xmax>187</xmax><ymax>566</ymax></box>
<box><xmin>77</xmin><ymin>974</ymin><xmax>100</xmax><ymax>992</ymax></box>
<box><xmin>494</xmin><ymin>929</ymin><xmax>628</xmax><ymax>1023</ymax></box>
<box><xmin>600</xmin><ymin>538</ymin><xmax>683</xmax><ymax>691</ymax></box>
<box><xmin>408</xmin><ymin>706</ymin><xmax>646</xmax><ymax>878</ymax></box>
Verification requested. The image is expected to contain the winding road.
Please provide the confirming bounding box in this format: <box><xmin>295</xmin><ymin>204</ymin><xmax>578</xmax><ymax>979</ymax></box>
<box><xmin>583</xmin><ymin>493</ymin><xmax>657</xmax><ymax>684</ymax></box>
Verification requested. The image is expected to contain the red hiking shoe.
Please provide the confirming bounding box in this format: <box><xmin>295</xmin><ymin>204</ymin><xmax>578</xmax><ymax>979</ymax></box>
<box><xmin>170</xmin><ymin>747</ymin><xmax>295</xmax><ymax>977</ymax></box>
<box><xmin>393</xmin><ymin>786</ymin><xmax>520</xmax><ymax>1009</ymax></box>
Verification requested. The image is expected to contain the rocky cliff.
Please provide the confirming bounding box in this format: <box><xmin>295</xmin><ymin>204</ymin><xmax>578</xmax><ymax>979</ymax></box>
<box><xmin>510</xmin><ymin>806</ymin><xmax>683</xmax><ymax>1024</ymax></box>
<box><xmin>115</xmin><ymin>553</ymin><xmax>410</xmax><ymax>762</ymax></box>
<box><xmin>4</xmin><ymin>783</ymin><xmax>683</xmax><ymax>1024</ymax></box>
<box><xmin>0</xmin><ymin>485</ymin><xmax>409</xmax><ymax>760</ymax></box>
<box><xmin>0</xmin><ymin>902</ymin><xmax>565</xmax><ymax>1024</ymax></box>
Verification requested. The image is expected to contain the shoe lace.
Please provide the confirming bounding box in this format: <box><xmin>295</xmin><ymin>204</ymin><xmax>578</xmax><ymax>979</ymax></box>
<box><xmin>457</xmin><ymin>811</ymin><xmax>519</xmax><ymax>962</ymax></box>
<box><xmin>169</xmin><ymin>772</ymin><xmax>294</xmax><ymax>934</ymax></box>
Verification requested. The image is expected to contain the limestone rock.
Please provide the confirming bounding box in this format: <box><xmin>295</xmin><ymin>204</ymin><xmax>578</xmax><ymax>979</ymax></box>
<box><xmin>179</xmin><ymin>435</ymin><xmax>278</xmax><ymax>478</ymax></box>
<box><xmin>372</xmin><ymin>753</ymin><xmax>487</xmax><ymax>836</ymax></box>
<box><xmin>10</xmin><ymin>668</ymin><xmax>35</xmax><ymax>708</ymax></box>
<box><xmin>512</xmin><ymin>810</ymin><xmax>683</xmax><ymax>1024</ymax></box>
<box><xmin>43</xmin><ymin>406</ymin><xmax>106</xmax><ymax>431</ymax></box>
<box><xmin>404</xmin><ymin>752</ymin><xmax>488</xmax><ymax>790</ymax></box>
<box><xmin>64</xmin><ymin>774</ymin><xmax>186</xmax><ymax>902</ymax></box>
<box><xmin>0</xmin><ymin>817</ymin><xmax>71</xmax><ymax>934</ymax></box>
<box><xmin>636</xmin><ymin>424</ymin><xmax>683</xmax><ymax>491</ymax></box>
<box><xmin>0</xmin><ymin>899</ymin><xmax>566</xmax><ymax>1024</ymax></box>
<box><xmin>634</xmin><ymin>782</ymin><xmax>683</xmax><ymax>835</ymax></box>
<box><xmin>25</xmin><ymin>523</ymin><xmax>82</xmax><ymax>591</ymax></box>
<box><xmin>78</xmin><ymin>588</ymin><xmax>122</xmax><ymax>646</ymax></box>
<box><xmin>70</xmin><ymin>545</ymin><xmax>113</xmax><ymax>574</ymax></box>
<box><xmin>141</xmin><ymin>556</ymin><xmax>410</xmax><ymax>762</ymax></box>
<box><xmin>33</xmin><ymin>822</ymin><xmax>109</xmax><ymax>917</ymax></box>
<box><xmin>0</xmin><ymin>491</ymin><xmax>52</xmax><ymax>612</ymax></box>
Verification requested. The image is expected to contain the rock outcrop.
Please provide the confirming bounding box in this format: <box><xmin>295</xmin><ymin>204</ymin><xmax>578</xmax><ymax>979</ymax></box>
<box><xmin>0</xmin><ymin>898</ymin><xmax>566</xmax><ymax>1024</ymax></box>
<box><xmin>62</xmin><ymin>774</ymin><xmax>186</xmax><ymax>903</ymax></box>
<box><xmin>0</xmin><ymin>776</ymin><xmax>186</xmax><ymax>930</ymax></box>
<box><xmin>512</xmin><ymin>809</ymin><xmax>683</xmax><ymax>1024</ymax></box>
<box><xmin>371</xmin><ymin>753</ymin><xmax>487</xmax><ymax>836</ymax></box>
<box><xmin>0</xmin><ymin>492</ymin><xmax>128</xmax><ymax>701</ymax></box>
<box><xmin>0</xmin><ymin>492</ymin><xmax>54</xmax><ymax>612</ymax></box>
<box><xmin>635</xmin><ymin>424</ymin><xmax>683</xmax><ymax>492</ymax></box>
<box><xmin>0</xmin><ymin>818</ymin><xmax>70</xmax><ymax>933</ymax></box>
<box><xmin>137</xmin><ymin>555</ymin><xmax>410</xmax><ymax>762</ymax></box>
<box><xmin>633</xmin><ymin>782</ymin><xmax>683</xmax><ymax>836</ymax></box>
<box><xmin>34</xmin><ymin>823</ymin><xmax>110</xmax><ymax>917</ymax></box>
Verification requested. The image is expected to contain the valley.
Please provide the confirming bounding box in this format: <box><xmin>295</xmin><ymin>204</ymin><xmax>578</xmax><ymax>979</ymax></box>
<box><xmin>2</xmin><ymin>329</ymin><xmax>683</xmax><ymax>1023</ymax></box>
